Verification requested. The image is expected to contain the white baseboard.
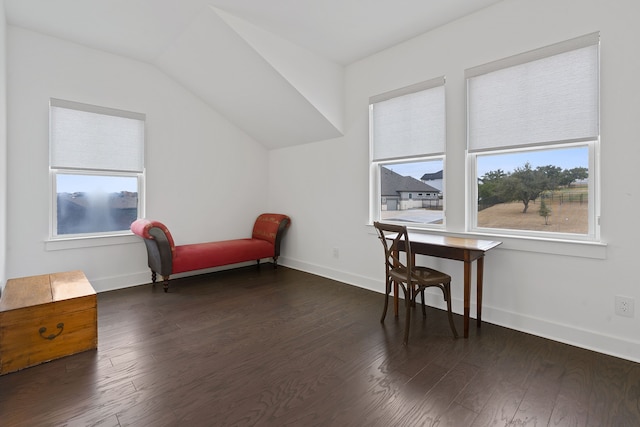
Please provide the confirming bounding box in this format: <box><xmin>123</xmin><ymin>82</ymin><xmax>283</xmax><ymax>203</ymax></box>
<box><xmin>481</xmin><ymin>305</ymin><xmax>640</xmax><ymax>364</ymax></box>
<box><xmin>89</xmin><ymin>260</ymin><xmax>262</xmax><ymax>293</ymax></box>
<box><xmin>280</xmin><ymin>257</ymin><xmax>381</xmax><ymax>293</ymax></box>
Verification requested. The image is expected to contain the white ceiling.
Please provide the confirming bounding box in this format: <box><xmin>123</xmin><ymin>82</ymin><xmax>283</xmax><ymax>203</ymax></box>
<box><xmin>4</xmin><ymin>0</ymin><xmax>504</xmax><ymax>148</ymax></box>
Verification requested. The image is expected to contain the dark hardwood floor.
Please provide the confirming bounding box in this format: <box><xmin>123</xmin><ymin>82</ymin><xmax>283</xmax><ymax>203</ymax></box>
<box><xmin>1</xmin><ymin>265</ymin><xmax>639</xmax><ymax>426</ymax></box>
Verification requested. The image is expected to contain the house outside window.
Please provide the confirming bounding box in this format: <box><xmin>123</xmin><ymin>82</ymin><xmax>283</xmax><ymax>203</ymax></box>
<box><xmin>369</xmin><ymin>77</ymin><xmax>445</xmax><ymax>227</ymax></box>
<box><xmin>49</xmin><ymin>98</ymin><xmax>145</xmax><ymax>238</ymax></box>
<box><xmin>466</xmin><ymin>33</ymin><xmax>600</xmax><ymax>241</ymax></box>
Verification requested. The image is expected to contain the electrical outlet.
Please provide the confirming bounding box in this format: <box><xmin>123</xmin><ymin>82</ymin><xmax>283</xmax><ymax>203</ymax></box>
<box><xmin>615</xmin><ymin>296</ymin><xmax>635</xmax><ymax>318</ymax></box>
<box><xmin>332</xmin><ymin>247</ymin><xmax>339</xmax><ymax>259</ymax></box>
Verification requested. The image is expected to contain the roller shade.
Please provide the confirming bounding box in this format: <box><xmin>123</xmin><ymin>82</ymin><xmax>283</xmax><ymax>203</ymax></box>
<box><xmin>467</xmin><ymin>32</ymin><xmax>599</xmax><ymax>153</ymax></box>
<box><xmin>370</xmin><ymin>77</ymin><xmax>445</xmax><ymax>161</ymax></box>
<box><xmin>50</xmin><ymin>98</ymin><xmax>145</xmax><ymax>172</ymax></box>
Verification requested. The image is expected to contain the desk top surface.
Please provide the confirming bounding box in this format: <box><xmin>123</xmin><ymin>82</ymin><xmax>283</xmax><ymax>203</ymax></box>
<box><xmin>406</xmin><ymin>233</ymin><xmax>502</xmax><ymax>252</ymax></box>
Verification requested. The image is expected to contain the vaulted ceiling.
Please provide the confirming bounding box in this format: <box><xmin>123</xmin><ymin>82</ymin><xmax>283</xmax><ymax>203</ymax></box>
<box><xmin>4</xmin><ymin>0</ymin><xmax>503</xmax><ymax>149</ymax></box>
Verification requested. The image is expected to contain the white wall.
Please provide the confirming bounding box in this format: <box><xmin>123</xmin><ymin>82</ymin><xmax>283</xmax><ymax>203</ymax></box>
<box><xmin>270</xmin><ymin>0</ymin><xmax>640</xmax><ymax>362</ymax></box>
<box><xmin>6</xmin><ymin>27</ymin><xmax>270</xmax><ymax>291</ymax></box>
<box><xmin>0</xmin><ymin>0</ymin><xmax>6</xmax><ymax>290</ymax></box>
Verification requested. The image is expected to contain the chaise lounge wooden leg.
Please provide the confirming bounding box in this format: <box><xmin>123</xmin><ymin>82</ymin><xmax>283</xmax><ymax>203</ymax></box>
<box><xmin>163</xmin><ymin>276</ymin><xmax>170</xmax><ymax>293</ymax></box>
<box><xmin>151</xmin><ymin>271</ymin><xmax>157</xmax><ymax>284</ymax></box>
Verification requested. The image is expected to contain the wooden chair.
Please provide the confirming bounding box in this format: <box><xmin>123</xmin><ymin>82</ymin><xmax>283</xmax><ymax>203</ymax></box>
<box><xmin>373</xmin><ymin>221</ymin><xmax>458</xmax><ymax>345</ymax></box>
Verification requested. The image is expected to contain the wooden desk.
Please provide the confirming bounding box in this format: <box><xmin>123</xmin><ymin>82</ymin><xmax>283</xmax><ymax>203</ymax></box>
<box><xmin>394</xmin><ymin>233</ymin><xmax>501</xmax><ymax>338</ymax></box>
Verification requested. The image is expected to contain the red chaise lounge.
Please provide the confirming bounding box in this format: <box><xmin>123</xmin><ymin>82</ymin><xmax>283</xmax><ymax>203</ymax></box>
<box><xmin>131</xmin><ymin>213</ymin><xmax>291</xmax><ymax>292</ymax></box>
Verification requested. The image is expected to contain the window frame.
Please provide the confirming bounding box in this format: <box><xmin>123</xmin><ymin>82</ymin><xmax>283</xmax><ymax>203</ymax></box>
<box><xmin>465</xmin><ymin>33</ymin><xmax>601</xmax><ymax>242</ymax></box>
<box><xmin>467</xmin><ymin>141</ymin><xmax>599</xmax><ymax>241</ymax></box>
<box><xmin>49</xmin><ymin>169</ymin><xmax>145</xmax><ymax>240</ymax></box>
<box><xmin>48</xmin><ymin>99</ymin><xmax>146</xmax><ymax>241</ymax></box>
<box><xmin>369</xmin><ymin>77</ymin><xmax>446</xmax><ymax>228</ymax></box>
<box><xmin>370</xmin><ymin>157</ymin><xmax>446</xmax><ymax>228</ymax></box>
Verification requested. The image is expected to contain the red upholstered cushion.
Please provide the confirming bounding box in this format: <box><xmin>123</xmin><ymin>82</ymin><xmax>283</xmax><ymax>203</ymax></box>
<box><xmin>172</xmin><ymin>239</ymin><xmax>274</xmax><ymax>274</ymax></box>
<box><xmin>130</xmin><ymin>218</ymin><xmax>153</xmax><ymax>238</ymax></box>
<box><xmin>130</xmin><ymin>219</ymin><xmax>176</xmax><ymax>253</ymax></box>
<box><xmin>252</xmin><ymin>213</ymin><xmax>290</xmax><ymax>245</ymax></box>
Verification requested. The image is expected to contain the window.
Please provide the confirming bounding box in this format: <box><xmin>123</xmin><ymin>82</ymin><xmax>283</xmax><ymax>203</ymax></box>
<box><xmin>466</xmin><ymin>33</ymin><xmax>600</xmax><ymax>240</ymax></box>
<box><xmin>369</xmin><ymin>77</ymin><xmax>446</xmax><ymax>226</ymax></box>
<box><xmin>49</xmin><ymin>98</ymin><xmax>145</xmax><ymax>238</ymax></box>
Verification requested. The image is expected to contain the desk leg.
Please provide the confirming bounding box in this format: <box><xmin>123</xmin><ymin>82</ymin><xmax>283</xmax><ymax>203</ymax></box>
<box><xmin>477</xmin><ymin>256</ymin><xmax>484</xmax><ymax>328</ymax></box>
<box><xmin>463</xmin><ymin>259</ymin><xmax>472</xmax><ymax>338</ymax></box>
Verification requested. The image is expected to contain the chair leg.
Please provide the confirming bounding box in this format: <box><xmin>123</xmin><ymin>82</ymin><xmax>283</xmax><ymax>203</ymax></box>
<box><xmin>380</xmin><ymin>278</ymin><xmax>391</xmax><ymax>323</ymax></box>
<box><xmin>402</xmin><ymin>285</ymin><xmax>412</xmax><ymax>346</ymax></box>
<box><xmin>420</xmin><ymin>289</ymin><xmax>426</xmax><ymax>318</ymax></box>
<box><xmin>444</xmin><ymin>283</ymin><xmax>458</xmax><ymax>338</ymax></box>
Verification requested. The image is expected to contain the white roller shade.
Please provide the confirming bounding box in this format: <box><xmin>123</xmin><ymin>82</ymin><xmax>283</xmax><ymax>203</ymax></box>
<box><xmin>50</xmin><ymin>99</ymin><xmax>145</xmax><ymax>172</ymax></box>
<box><xmin>370</xmin><ymin>77</ymin><xmax>445</xmax><ymax>161</ymax></box>
<box><xmin>467</xmin><ymin>33</ymin><xmax>599</xmax><ymax>153</ymax></box>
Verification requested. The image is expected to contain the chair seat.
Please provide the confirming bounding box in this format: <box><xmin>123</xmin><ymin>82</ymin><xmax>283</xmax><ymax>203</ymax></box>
<box><xmin>390</xmin><ymin>266</ymin><xmax>451</xmax><ymax>287</ymax></box>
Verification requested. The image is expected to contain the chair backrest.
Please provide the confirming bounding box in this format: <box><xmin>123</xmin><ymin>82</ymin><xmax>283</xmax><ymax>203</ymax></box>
<box><xmin>373</xmin><ymin>221</ymin><xmax>413</xmax><ymax>275</ymax></box>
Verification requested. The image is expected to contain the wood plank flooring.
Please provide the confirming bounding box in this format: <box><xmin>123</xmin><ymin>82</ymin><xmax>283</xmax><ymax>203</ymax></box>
<box><xmin>1</xmin><ymin>265</ymin><xmax>639</xmax><ymax>426</ymax></box>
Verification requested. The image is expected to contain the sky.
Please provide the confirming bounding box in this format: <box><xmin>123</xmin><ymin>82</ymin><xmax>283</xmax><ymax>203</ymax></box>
<box><xmin>56</xmin><ymin>174</ymin><xmax>138</xmax><ymax>194</ymax></box>
<box><xmin>476</xmin><ymin>146</ymin><xmax>588</xmax><ymax>178</ymax></box>
<box><xmin>385</xmin><ymin>146</ymin><xmax>588</xmax><ymax>180</ymax></box>
<box><xmin>385</xmin><ymin>158</ymin><xmax>443</xmax><ymax>179</ymax></box>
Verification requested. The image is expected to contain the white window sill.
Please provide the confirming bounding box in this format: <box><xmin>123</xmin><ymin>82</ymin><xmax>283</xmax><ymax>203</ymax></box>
<box><xmin>45</xmin><ymin>233</ymin><xmax>141</xmax><ymax>251</ymax></box>
<box><xmin>460</xmin><ymin>231</ymin><xmax>606</xmax><ymax>259</ymax></box>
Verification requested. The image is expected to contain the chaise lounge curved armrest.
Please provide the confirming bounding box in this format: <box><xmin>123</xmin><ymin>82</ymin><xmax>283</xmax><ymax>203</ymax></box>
<box><xmin>131</xmin><ymin>213</ymin><xmax>291</xmax><ymax>292</ymax></box>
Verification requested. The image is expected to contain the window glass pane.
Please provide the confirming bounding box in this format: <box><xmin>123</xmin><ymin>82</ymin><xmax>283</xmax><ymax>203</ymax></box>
<box><xmin>476</xmin><ymin>146</ymin><xmax>589</xmax><ymax>234</ymax></box>
<box><xmin>56</xmin><ymin>174</ymin><xmax>138</xmax><ymax>235</ymax></box>
<box><xmin>380</xmin><ymin>159</ymin><xmax>444</xmax><ymax>224</ymax></box>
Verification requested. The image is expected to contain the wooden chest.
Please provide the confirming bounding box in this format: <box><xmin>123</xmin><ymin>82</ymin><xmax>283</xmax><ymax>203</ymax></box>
<box><xmin>0</xmin><ymin>270</ymin><xmax>97</xmax><ymax>375</ymax></box>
